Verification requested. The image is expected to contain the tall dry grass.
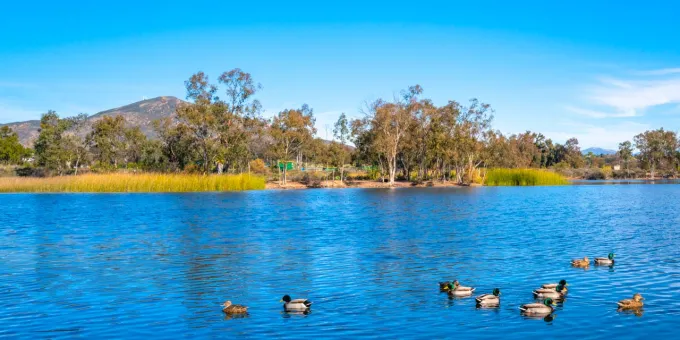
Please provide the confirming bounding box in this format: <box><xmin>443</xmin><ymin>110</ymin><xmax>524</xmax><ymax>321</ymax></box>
<box><xmin>484</xmin><ymin>168</ymin><xmax>569</xmax><ymax>186</ymax></box>
<box><xmin>0</xmin><ymin>173</ymin><xmax>265</xmax><ymax>193</ymax></box>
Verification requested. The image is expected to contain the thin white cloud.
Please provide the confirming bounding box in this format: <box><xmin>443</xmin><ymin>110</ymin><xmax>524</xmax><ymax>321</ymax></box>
<box><xmin>571</xmin><ymin>68</ymin><xmax>680</xmax><ymax>118</ymax></box>
<box><xmin>632</xmin><ymin>68</ymin><xmax>680</xmax><ymax>76</ymax></box>
<box><xmin>546</xmin><ymin>120</ymin><xmax>650</xmax><ymax>149</ymax></box>
<box><xmin>565</xmin><ymin>106</ymin><xmax>636</xmax><ymax>119</ymax></box>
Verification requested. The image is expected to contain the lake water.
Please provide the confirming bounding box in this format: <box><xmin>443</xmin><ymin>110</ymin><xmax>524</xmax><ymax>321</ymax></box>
<box><xmin>1</xmin><ymin>185</ymin><xmax>679</xmax><ymax>339</ymax></box>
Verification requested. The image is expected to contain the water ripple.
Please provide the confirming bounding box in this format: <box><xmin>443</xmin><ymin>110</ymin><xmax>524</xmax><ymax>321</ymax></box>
<box><xmin>1</xmin><ymin>186</ymin><xmax>679</xmax><ymax>338</ymax></box>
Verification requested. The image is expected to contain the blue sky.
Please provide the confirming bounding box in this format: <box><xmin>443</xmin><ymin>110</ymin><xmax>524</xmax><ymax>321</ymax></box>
<box><xmin>2</xmin><ymin>1</ymin><xmax>680</xmax><ymax>149</ymax></box>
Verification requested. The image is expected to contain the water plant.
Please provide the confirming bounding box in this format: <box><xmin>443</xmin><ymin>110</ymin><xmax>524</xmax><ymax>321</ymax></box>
<box><xmin>0</xmin><ymin>173</ymin><xmax>265</xmax><ymax>193</ymax></box>
<box><xmin>484</xmin><ymin>168</ymin><xmax>569</xmax><ymax>186</ymax></box>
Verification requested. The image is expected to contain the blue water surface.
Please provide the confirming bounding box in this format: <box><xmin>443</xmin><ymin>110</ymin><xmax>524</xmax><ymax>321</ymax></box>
<box><xmin>1</xmin><ymin>185</ymin><xmax>679</xmax><ymax>339</ymax></box>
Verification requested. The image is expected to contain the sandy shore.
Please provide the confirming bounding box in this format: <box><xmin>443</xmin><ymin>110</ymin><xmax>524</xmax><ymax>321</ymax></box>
<box><xmin>265</xmin><ymin>180</ymin><xmax>476</xmax><ymax>190</ymax></box>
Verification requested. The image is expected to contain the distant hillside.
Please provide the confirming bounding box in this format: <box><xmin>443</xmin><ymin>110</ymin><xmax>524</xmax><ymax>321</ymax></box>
<box><xmin>1</xmin><ymin>96</ymin><xmax>183</xmax><ymax>147</ymax></box>
<box><xmin>582</xmin><ymin>147</ymin><xmax>616</xmax><ymax>155</ymax></box>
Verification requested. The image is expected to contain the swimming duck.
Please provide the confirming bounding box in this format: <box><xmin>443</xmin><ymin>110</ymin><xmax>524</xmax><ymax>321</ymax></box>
<box><xmin>541</xmin><ymin>279</ymin><xmax>568</xmax><ymax>290</ymax></box>
<box><xmin>520</xmin><ymin>298</ymin><xmax>556</xmax><ymax>315</ymax></box>
<box><xmin>571</xmin><ymin>257</ymin><xmax>590</xmax><ymax>268</ymax></box>
<box><xmin>617</xmin><ymin>293</ymin><xmax>643</xmax><ymax>309</ymax></box>
<box><xmin>439</xmin><ymin>281</ymin><xmax>455</xmax><ymax>291</ymax></box>
<box><xmin>447</xmin><ymin>280</ymin><xmax>476</xmax><ymax>297</ymax></box>
<box><xmin>595</xmin><ymin>253</ymin><xmax>615</xmax><ymax>266</ymax></box>
<box><xmin>475</xmin><ymin>288</ymin><xmax>501</xmax><ymax>306</ymax></box>
<box><xmin>221</xmin><ymin>301</ymin><xmax>248</xmax><ymax>314</ymax></box>
<box><xmin>281</xmin><ymin>295</ymin><xmax>313</xmax><ymax>312</ymax></box>
<box><xmin>533</xmin><ymin>284</ymin><xmax>567</xmax><ymax>300</ymax></box>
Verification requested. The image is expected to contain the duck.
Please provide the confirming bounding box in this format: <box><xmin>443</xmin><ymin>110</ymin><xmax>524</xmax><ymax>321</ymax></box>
<box><xmin>439</xmin><ymin>280</ymin><xmax>455</xmax><ymax>292</ymax></box>
<box><xmin>447</xmin><ymin>280</ymin><xmax>476</xmax><ymax>297</ymax></box>
<box><xmin>541</xmin><ymin>279</ymin><xmax>568</xmax><ymax>290</ymax></box>
<box><xmin>533</xmin><ymin>284</ymin><xmax>567</xmax><ymax>300</ymax></box>
<box><xmin>571</xmin><ymin>256</ymin><xmax>590</xmax><ymax>268</ymax></box>
<box><xmin>475</xmin><ymin>288</ymin><xmax>501</xmax><ymax>307</ymax></box>
<box><xmin>520</xmin><ymin>298</ymin><xmax>556</xmax><ymax>315</ymax></box>
<box><xmin>595</xmin><ymin>253</ymin><xmax>615</xmax><ymax>266</ymax></box>
<box><xmin>617</xmin><ymin>293</ymin><xmax>644</xmax><ymax>309</ymax></box>
<box><xmin>221</xmin><ymin>300</ymin><xmax>248</xmax><ymax>314</ymax></box>
<box><xmin>281</xmin><ymin>295</ymin><xmax>313</xmax><ymax>312</ymax></box>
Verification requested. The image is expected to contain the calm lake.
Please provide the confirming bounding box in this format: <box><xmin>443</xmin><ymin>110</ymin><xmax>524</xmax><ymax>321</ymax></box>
<box><xmin>1</xmin><ymin>185</ymin><xmax>679</xmax><ymax>339</ymax></box>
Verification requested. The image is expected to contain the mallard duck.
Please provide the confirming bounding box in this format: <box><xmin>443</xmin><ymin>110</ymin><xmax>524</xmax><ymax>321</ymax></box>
<box><xmin>447</xmin><ymin>280</ymin><xmax>476</xmax><ymax>297</ymax></box>
<box><xmin>541</xmin><ymin>279</ymin><xmax>568</xmax><ymax>290</ymax></box>
<box><xmin>520</xmin><ymin>298</ymin><xmax>556</xmax><ymax>315</ymax></box>
<box><xmin>533</xmin><ymin>284</ymin><xmax>566</xmax><ymax>300</ymax></box>
<box><xmin>617</xmin><ymin>293</ymin><xmax>643</xmax><ymax>309</ymax></box>
<box><xmin>439</xmin><ymin>280</ymin><xmax>455</xmax><ymax>291</ymax></box>
<box><xmin>281</xmin><ymin>295</ymin><xmax>312</xmax><ymax>312</ymax></box>
<box><xmin>475</xmin><ymin>288</ymin><xmax>501</xmax><ymax>306</ymax></box>
<box><xmin>595</xmin><ymin>253</ymin><xmax>615</xmax><ymax>265</ymax></box>
<box><xmin>571</xmin><ymin>257</ymin><xmax>590</xmax><ymax>267</ymax></box>
<box><xmin>221</xmin><ymin>301</ymin><xmax>248</xmax><ymax>314</ymax></box>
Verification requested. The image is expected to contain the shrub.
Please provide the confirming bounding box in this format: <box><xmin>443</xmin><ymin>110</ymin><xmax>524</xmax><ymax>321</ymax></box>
<box><xmin>249</xmin><ymin>159</ymin><xmax>267</xmax><ymax>174</ymax></box>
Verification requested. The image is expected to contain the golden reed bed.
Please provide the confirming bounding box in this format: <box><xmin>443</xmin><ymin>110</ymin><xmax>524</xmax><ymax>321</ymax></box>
<box><xmin>484</xmin><ymin>168</ymin><xmax>569</xmax><ymax>186</ymax></box>
<box><xmin>0</xmin><ymin>173</ymin><xmax>265</xmax><ymax>193</ymax></box>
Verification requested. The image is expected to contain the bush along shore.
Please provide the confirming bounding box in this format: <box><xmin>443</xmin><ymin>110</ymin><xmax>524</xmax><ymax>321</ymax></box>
<box><xmin>0</xmin><ymin>173</ymin><xmax>265</xmax><ymax>193</ymax></box>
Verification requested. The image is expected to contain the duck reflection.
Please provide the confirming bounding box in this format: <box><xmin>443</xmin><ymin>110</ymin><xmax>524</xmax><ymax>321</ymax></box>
<box><xmin>617</xmin><ymin>307</ymin><xmax>644</xmax><ymax>317</ymax></box>
<box><xmin>223</xmin><ymin>313</ymin><xmax>249</xmax><ymax>321</ymax></box>
<box><xmin>281</xmin><ymin>310</ymin><xmax>312</xmax><ymax>318</ymax></box>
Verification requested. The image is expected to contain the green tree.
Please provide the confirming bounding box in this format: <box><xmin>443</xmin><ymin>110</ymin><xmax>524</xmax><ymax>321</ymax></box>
<box><xmin>62</xmin><ymin>114</ymin><xmax>89</xmax><ymax>174</ymax></box>
<box><xmin>0</xmin><ymin>126</ymin><xmax>27</xmax><ymax>164</ymax></box>
<box><xmin>365</xmin><ymin>85</ymin><xmax>422</xmax><ymax>186</ymax></box>
<box><xmin>270</xmin><ymin>106</ymin><xmax>316</xmax><ymax>184</ymax></box>
<box><xmin>564</xmin><ymin>138</ymin><xmax>584</xmax><ymax>168</ymax></box>
<box><xmin>617</xmin><ymin>140</ymin><xmax>633</xmax><ymax>177</ymax></box>
<box><xmin>153</xmin><ymin>117</ymin><xmax>196</xmax><ymax>171</ymax></box>
<box><xmin>33</xmin><ymin>110</ymin><xmax>77</xmax><ymax>174</ymax></box>
<box><xmin>634</xmin><ymin>128</ymin><xmax>678</xmax><ymax>178</ymax></box>
<box><xmin>333</xmin><ymin>112</ymin><xmax>350</xmax><ymax>181</ymax></box>
<box><xmin>88</xmin><ymin>115</ymin><xmax>128</xmax><ymax>168</ymax></box>
<box><xmin>451</xmin><ymin>98</ymin><xmax>494</xmax><ymax>184</ymax></box>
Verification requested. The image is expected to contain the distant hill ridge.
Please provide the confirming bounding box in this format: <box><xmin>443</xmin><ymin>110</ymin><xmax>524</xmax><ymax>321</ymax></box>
<box><xmin>582</xmin><ymin>147</ymin><xmax>616</xmax><ymax>155</ymax></box>
<box><xmin>1</xmin><ymin>96</ymin><xmax>183</xmax><ymax>147</ymax></box>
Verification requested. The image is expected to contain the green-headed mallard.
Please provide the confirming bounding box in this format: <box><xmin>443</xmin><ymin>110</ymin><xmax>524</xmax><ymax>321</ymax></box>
<box><xmin>281</xmin><ymin>295</ymin><xmax>312</xmax><ymax>312</ymax></box>
<box><xmin>617</xmin><ymin>293</ymin><xmax>643</xmax><ymax>309</ymax></box>
<box><xmin>595</xmin><ymin>253</ymin><xmax>615</xmax><ymax>266</ymax></box>
<box><xmin>541</xmin><ymin>279</ymin><xmax>568</xmax><ymax>290</ymax></box>
<box><xmin>221</xmin><ymin>301</ymin><xmax>248</xmax><ymax>314</ymax></box>
<box><xmin>520</xmin><ymin>298</ymin><xmax>556</xmax><ymax>315</ymax></box>
<box><xmin>447</xmin><ymin>280</ymin><xmax>476</xmax><ymax>297</ymax></box>
<box><xmin>533</xmin><ymin>284</ymin><xmax>566</xmax><ymax>300</ymax></box>
<box><xmin>439</xmin><ymin>280</ymin><xmax>455</xmax><ymax>291</ymax></box>
<box><xmin>571</xmin><ymin>257</ymin><xmax>590</xmax><ymax>268</ymax></box>
<box><xmin>475</xmin><ymin>288</ymin><xmax>500</xmax><ymax>306</ymax></box>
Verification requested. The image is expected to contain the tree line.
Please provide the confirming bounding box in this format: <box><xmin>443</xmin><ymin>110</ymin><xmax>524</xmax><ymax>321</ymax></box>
<box><xmin>1</xmin><ymin>68</ymin><xmax>679</xmax><ymax>183</ymax></box>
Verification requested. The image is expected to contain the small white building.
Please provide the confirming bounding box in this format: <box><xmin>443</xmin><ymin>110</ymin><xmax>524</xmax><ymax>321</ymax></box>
<box><xmin>613</xmin><ymin>165</ymin><xmax>621</xmax><ymax>171</ymax></box>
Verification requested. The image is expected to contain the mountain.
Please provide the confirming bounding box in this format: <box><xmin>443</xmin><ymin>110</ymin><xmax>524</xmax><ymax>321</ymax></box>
<box><xmin>1</xmin><ymin>96</ymin><xmax>183</xmax><ymax>147</ymax></box>
<box><xmin>582</xmin><ymin>147</ymin><xmax>617</xmax><ymax>155</ymax></box>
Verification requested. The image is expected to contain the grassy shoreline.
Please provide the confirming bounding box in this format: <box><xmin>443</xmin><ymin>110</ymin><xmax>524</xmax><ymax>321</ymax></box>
<box><xmin>0</xmin><ymin>168</ymin><xmax>569</xmax><ymax>193</ymax></box>
<box><xmin>0</xmin><ymin>173</ymin><xmax>265</xmax><ymax>193</ymax></box>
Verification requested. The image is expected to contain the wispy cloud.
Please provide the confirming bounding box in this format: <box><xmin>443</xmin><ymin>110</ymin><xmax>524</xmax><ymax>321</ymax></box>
<box><xmin>546</xmin><ymin>120</ymin><xmax>650</xmax><ymax>149</ymax></box>
<box><xmin>570</xmin><ymin>67</ymin><xmax>680</xmax><ymax>118</ymax></box>
<box><xmin>632</xmin><ymin>68</ymin><xmax>680</xmax><ymax>76</ymax></box>
<box><xmin>565</xmin><ymin>106</ymin><xmax>636</xmax><ymax>119</ymax></box>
